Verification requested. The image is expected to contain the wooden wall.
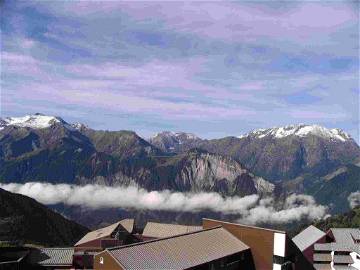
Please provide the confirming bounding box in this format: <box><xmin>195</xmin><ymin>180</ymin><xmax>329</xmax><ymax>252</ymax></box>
<box><xmin>203</xmin><ymin>218</ymin><xmax>278</xmax><ymax>270</ymax></box>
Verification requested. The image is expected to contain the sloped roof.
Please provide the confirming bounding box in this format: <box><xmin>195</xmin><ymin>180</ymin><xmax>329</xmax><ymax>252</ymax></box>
<box><xmin>313</xmin><ymin>264</ymin><xmax>332</xmax><ymax>270</ymax></box>
<box><xmin>29</xmin><ymin>248</ymin><xmax>74</xmax><ymax>266</ymax></box>
<box><xmin>106</xmin><ymin>227</ymin><xmax>250</xmax><ymax>270</ymax></box>
<box><xmin>292</xmin><ymin>225</ymin><xmax>326</xmax><ymax>251</ymax></box>
<box><xmin>314</xmin><ymin>228</ymin><xmax>360</xmax><ymax>261</ymax></box>
<box><xmin>142</xmin><ymin>221</ymin><xmax>202</xmax><ymax>238</ymax></box>
<box><xmin>118</xmin><ymin>219</ymin><xmax>135</xmax><ymax>234</ymax></box>
<box><xmin>330</xmin><ymin>228</ymin><xmax>360</xmax><ymax>255</ymax></box>
<box><xmin>75</xmin><ymin>219</ymin><xmax>134</xmax><ymax>246</ymax></box>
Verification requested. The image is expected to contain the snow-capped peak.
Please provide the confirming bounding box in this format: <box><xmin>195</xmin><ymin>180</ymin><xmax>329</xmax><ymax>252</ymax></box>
<box><xmin>0</xmin><ymin>113</ymin><xmax>67</xmax><ymax>130</ymax></box>
<box><xmin>72</xmin><ymin>122</ymin><xmax>89</xmax><ymax>130</ymax></box>
<box><xmin>238</xmin><ymin>124</ymin><xmax>351</xmax><ymax>142</ymax></box>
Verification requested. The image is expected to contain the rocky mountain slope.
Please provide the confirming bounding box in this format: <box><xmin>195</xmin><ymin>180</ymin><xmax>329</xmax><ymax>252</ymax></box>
<box><xmin>151</xmin><ymin>124</ymin><xmax>360</xmax><ymax>182</ymax></box>
<box><xmin>0</xmin><ymin>114</ymin><xmax>272</xmax><ymax>197</ymax></box>
<box><xmin>0</xmin><ymin>187</ymin><xmax>89</xmax><ymax>246</ymax></box>
<box><xmin>149</xmin><ymin>131</ymin><xmax>202</xmax><ymax>153</ymax></box>
<box><xmin>280</xmin><ymin>162</ymin><xmax>360</xmax><ymax>213</ymax></box>
<box><xmin>1</xmin><ymin>114</ymin><xmax>359</xmax><ymax>216</ymax></box>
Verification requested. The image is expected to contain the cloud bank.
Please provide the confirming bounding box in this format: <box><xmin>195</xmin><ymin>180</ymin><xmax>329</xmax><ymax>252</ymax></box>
<box><xmin>0</xmin><ymin>182</ymin><xmax>327</xmax><ymax>224</ymax></box>
<box><xmin>348</xmin><ymin>191</ymin><xmax>360</xmax><ymax>209</ymax></box>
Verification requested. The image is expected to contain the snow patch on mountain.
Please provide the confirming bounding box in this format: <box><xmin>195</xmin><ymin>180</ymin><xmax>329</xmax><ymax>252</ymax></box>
<box><xmin>0</xmin><ymin>113</ymin><xmax>69</xmax><ymax>130</ymax></box>
<box><xmin>151</xmin><ymin>131</ymin><xmax>200</xmax><ymax>143</ymax></box>
<box><xmin>152</xmin><ymin>131</ymin><xmax>199</xmax><ymax>140</ymax></box>
<box><xmin>238</xmin><ymin>124</ymin><xmax>351</xmax><ymax>142</ymax></box>
<box><xmin>72</xmin><ymin>122</ymin><xmax>89</xmax><ymax>130</ymax></box>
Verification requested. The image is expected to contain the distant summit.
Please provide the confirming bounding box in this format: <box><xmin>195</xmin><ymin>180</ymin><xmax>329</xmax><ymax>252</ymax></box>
<box><xmin>149</xmin><ymin>131</ymin><xmax>201</xmax><ymax>152</ymax></box>
<box><xmin>0</xmin><ymin>113</ymin><xmax>68</xmax><ymax>130</ymax></box>
<box><xmin>237</xmin><ymin>124</ymin><xmax>352</xmax><ymax>142</ymax></box>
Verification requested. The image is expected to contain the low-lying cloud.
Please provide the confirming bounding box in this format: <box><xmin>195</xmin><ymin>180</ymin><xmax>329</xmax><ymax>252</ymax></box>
<box><xmin>348</xmin><ymin>191</ymin><xmax>360</xmax><ymax>209</ymax></box>
<box><xmin>0</xmin><ymin>182</ymin><xmax>327</xmax><ymax>224</ymax></box>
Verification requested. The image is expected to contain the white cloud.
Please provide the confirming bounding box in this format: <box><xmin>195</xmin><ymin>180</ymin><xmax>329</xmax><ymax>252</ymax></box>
<box><xmin>348</xmin><ymin>191</ymin><xmax>360</xmax><ymax>209</ymax></box>
<box><xmin>0</xmin><ymin>182</ymin><xmax>327</xmax><ymax>224</ymax></box>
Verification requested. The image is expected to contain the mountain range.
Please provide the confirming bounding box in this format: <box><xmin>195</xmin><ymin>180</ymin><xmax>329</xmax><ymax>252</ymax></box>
<box><xmin>0</xmin><ymin>113</ymin><xmax>359</xmax><ymax>226</ymax></box>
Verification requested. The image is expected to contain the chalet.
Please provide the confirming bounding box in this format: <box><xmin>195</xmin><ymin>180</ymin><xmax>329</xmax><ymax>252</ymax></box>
<box><xmin>74</xmin><ymin>219</ymin><xmax>135</xmax><ymax>252</ymax></box>
<box><xmin>94</xmin><ymin>226</ymin><xmax>255</xmax><ymax>270</ymax></box>
<box><xmin>73</xmin><ymin>219</ymin><xmax>135</xmax><ymax>268</ymax></box>
<box><xmin>202</xmin><ymin>218</ymin><xmax>315</xmax><ymax>270</ymax></box>
<box><xmin>141</xmin><ymin>221</ymin><xmax>202</xmax><ymax>240</ymax></box>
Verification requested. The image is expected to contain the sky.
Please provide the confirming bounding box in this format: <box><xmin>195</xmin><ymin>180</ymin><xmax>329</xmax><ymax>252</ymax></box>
<box><xmin>1</xmin><ymin>1</ymin><xmax>359</xmax><ymax>140</ymax></box>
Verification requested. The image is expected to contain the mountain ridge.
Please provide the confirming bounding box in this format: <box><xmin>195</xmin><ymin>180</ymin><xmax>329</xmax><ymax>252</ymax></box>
<box><xmin>0</xmin><ymin>187</ymin><xmax>89</xmax><ymax>246</ymax></box>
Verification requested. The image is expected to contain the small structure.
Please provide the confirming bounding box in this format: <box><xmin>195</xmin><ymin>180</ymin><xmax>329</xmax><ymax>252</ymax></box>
<box><xmin>28</xmin><ymin>247</ymin><xmax>74</xmax><ymax>269</ymax></box>
<box><xmin>313</xmin><ymin>228</ymin><xmax>360</xmax><ymax>270</ymax></box>
<box><xmin>141</xmin><ymin>221</ymin><xmax>202</xmax><ymax>240</ymax></box>
<box><xmin>94</xmin><ymin>227</ymin><xmax>255</xmax><ymax>270</ymax></box>
<box><xmin>292</xmin><ymin>225</ymin><xmax>327</xmax><ymax>264</ymax></box>
<box><xmin>73</xmin><ymin>219</ymin><xmax>135</xmax><ymax>269</ymax></box>
<box><xmin>74</xmin><ymin>219</ymin><xmax>134</xmax><ymax>252</ymax></box>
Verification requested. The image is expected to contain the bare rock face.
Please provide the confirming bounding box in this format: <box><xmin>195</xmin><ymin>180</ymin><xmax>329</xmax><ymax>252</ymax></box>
<box><xmin>171</xmin><ymin>150</ymin><xmax>274</xmax><ymax>196</ymax></box>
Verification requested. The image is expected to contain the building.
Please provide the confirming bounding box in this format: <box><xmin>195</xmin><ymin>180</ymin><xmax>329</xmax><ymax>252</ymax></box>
<box><xmin>74</xmin><ymin>219</ymin><xmax>135</xmax><ymax>252</ymax></box>
<box><xmin>292</xmin><ymin>225</ymin><xmax>327</xmax><ymax>264</ymax></box>
<box><xmin>202</xmin><ymin>218</ymin><xmax>314</xmax><ymax>270</ymax></box>
<box><xmin>28</xmin><ymin>247</ymin><xmax>74</xmax><ymax>269</ymax></box>
<box><xmin>312</xmin><ymin>228</ymin><xmax>360</xmax><ymax>270</ymax></box>
<box><xmin>94</xmin><ymin>226</ymin><xmax>256</xmax><ymax>270</ymax></box>
<box><xmin>73</xmin><ymin>219</ymin><xmax>135</xmax><ymax>268</ymax></box>
<box><xmin>141</xmin><ymin>221</ymin><xmax>202</xmax><ymax>240</ymax></box>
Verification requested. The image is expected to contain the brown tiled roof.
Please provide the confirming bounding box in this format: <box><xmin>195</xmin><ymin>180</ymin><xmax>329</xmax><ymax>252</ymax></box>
<box><xmin>106</xmin><ymin>227</ymin><xmax>249</xmax><ymax>269</ymax></box>
<box><xmin>75</xmin><ymin>219</ymin><xmax>134</xmax><ymax>246</ymax></box>
<box><xmin>142</xmin><ymin>221</ymin><xmax>202</xmax><ymax>238</ymax></box>
<box><xmin>29</xmin><ymin>248</ymin><xmax>74</xmax><ymax>266</ymax></box>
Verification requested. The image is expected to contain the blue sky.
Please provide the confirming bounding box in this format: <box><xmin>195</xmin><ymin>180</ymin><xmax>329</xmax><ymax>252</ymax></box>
<box><xmin>1</xmin><ymin>1</ymin><xmax>359</xmax><ymax>140</ymax></box>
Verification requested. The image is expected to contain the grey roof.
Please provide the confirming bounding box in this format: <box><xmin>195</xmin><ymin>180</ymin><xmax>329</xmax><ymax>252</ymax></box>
<box><xmin>330</xmin><ymin>228</ymin><xmax>360</xmax><ymax>254</ymax></box>
<box><xmin>75</xmin><ymin>219</ymin><xmax>134</xmax><ymax>246</ymax></box>
<box><xmin>333</xmin><ymin>254</ymin><xmax>354</xmax><ymax>264</ymax></box>
<box><xmin>331</xmin><ymin>228</ymin><xmax>360</xmax><ymax>244</ymax></box>
<box><xmin>332</xmin><ymin>266</ymin><xmax>358</xmax><ymax>270</ymax></box>
<box><xmin>314</xmin><ymin>228</ymin><xmax>360</xmax><ymax>256</ymax></box>
<box><xmin>293</xmin><ymin>225</ymin><xmax>326</xmax><ymax>251</ymax></box>
<box><xmin>29</xmin><ymin>248</ymin><xmax>74</xmax><ymax>266</ymax></box>
<box><xmin>313</xmin><ymin>253</ymin><xmax>332</xmax><ymax>262</ymax></box>
<box><xmin>106</xmin><ymin>227</ymin><xmax>250</xmax><ymax>270</ymax></box>
<box><xmin>315</xmin><ymin>243</ymin><xmax>353</xmax><ymax>252</ymax></box>
<box><xmin>142</xmin><ymin>221</ymin><xmax>202</xmax><ymax>238</ymax></box>
<box><xmin>313</xmin><ymin>264</ymin><xmax>332</xmax><ymax>270</ymax></box>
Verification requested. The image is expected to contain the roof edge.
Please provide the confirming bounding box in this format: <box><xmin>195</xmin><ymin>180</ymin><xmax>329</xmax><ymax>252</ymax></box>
<box><xmin>203</xmin><ymin>218</ymin><xmax>286</xmax><ymax>234</ymax></box>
